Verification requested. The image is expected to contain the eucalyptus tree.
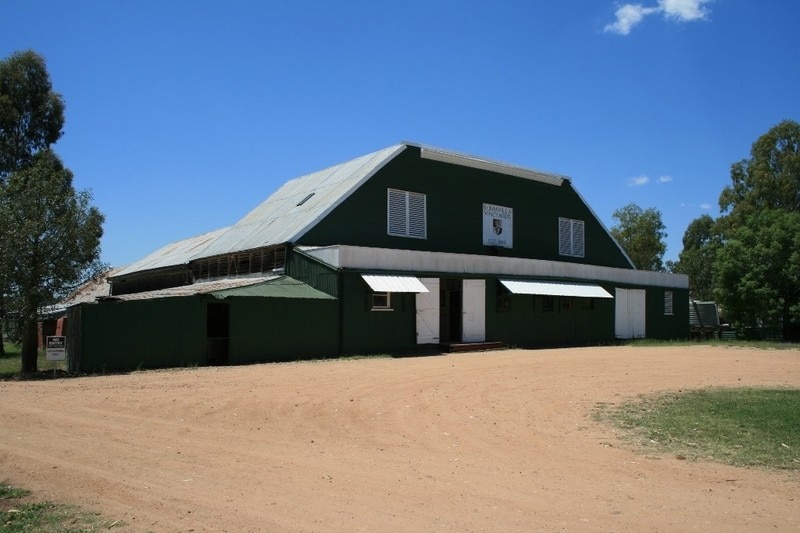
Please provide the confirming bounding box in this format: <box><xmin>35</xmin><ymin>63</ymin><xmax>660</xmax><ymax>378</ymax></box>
<box><xmin>715</xmin><ymin>120</ymin><xmax>800</xmax><ymax>340</ymax></box>
<box><xmin>672</xmin><ymin>214</ymin><xmax>721</xmax><ymax>301</ymax></box>
<box><xmin>610</xmin><ymin>203</ymin><xmax>668</xmax><ymax>271</ymax></box>
<box><xmin>0</xmin><ymin>50</ymin><xmax>104</xmax><ymax>371</ymax></box>
<box><xmin>0</xmin><ymin>49</ymin><xmax>65</xmax><ymax>357</ymax></box>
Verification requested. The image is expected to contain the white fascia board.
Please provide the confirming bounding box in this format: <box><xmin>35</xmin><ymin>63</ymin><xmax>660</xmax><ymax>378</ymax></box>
<box><xmin>299</xmin><ymin>245</ymin><xmax>689</xmax><ymax>289</ymax></box>
<box><xmin>419</xmin><ymin>147</ymin><xmax>566</xmax><ymax>186</ymax></box>
<box><xmin>568</xmin><ymin>182</ymin><xmax>636</xmax><ymax>269</ymax></box>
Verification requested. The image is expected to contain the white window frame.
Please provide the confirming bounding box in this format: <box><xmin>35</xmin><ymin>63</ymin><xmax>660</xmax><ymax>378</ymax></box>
<box><xmin>559</xmin><ymin>217</ymin><xmax>585</xmax><ymax>258</ymax></box>
<box><xmin>664</xmin><ymin>290</ymin><xmax>674</xmax><ymax>315</ymax></box>
<box><xmin>371</xmin><ymin>292</ymin><xmax>392</xmax><ymax>311</ymax></box>
<box><xmin>387</xmin><ymin>188</ymin><xmax>427</xmax><ymax>239</ymax></box>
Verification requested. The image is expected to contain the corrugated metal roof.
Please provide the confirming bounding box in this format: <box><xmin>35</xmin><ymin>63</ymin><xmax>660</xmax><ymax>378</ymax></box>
<box><xmin>112</xmin><ymin>227</ymin><xmax>229</xmax><ymax>278</ymax></box>
<box><xmin>361</xmin><ymin>274</ymin><xmax>429</xmax><ymax>293</ymax></box>
<box><xmin>101</xmin><ymin>276</ymin><xmax>281</xmax><ymax>301</ymax></box>
<box><xmin>43</xmin><ymin>268</ymin><xmax>122</xmax><ymax>315</ymax></box>
<box><xmin>690</xmin><ymin>301</ymin><xmax>720</xmax><ymax>328</ymax></box>
<box><xmin>500</xmin><ymin>280</ymin><xmax>613</xmax><ymax>298</ymax></box>
<box><xmin>195</xmin><ymin>144</ymin><xmax>407</xmax><ymax>258</ymax></box>
<box><xmin>212</xmin><ymin>276</ymin><xmax>335</xmax><ymax>299</ymax></box>
<box><xmin>62</xmin><ymin>267</ymin><xmax>120</xmax><ymax>304</ymax></box>
<box><xmin>100</xmin><ymin>276</ymin><xmax>334</xmax><ymax>302</ymax></box>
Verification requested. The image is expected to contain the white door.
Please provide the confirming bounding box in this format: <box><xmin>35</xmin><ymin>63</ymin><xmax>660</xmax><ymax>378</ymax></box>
<box><xmin>416</xmin><ymin>278</ymin><xmax>440</xmax><ymax>344</ymax></box>
<box><xmin>462</xmin><ymin>279</ymin><xmax>486</xmax><ymax>342</ymax></box>
<box><xmin>615</xmin><ymin>288</ymin><xmax>646</xmax><ymax>339</ymax></box>
<box><xmin>630</xmin><ymin>289</ymin><xmax>646</xmax><ymax>338</ymax></box>
<box><xmin>614</xmin><ymin>288</ymin><xmax>629</xmax><ymax>338</ymax></box>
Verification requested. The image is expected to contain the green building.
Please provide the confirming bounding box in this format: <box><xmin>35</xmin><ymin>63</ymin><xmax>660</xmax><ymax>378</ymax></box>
<box><xmin>67</xmin><ymin>143</ymin><xmax>688</xmax><ymax>372</ymax></box>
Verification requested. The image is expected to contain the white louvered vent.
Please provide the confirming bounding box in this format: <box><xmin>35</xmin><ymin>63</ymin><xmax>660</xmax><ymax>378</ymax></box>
<box><xmin>664</xmin><ymin>290</ymin><xmax>673</xmax><ymax>315</ymax></box>
<box><xmin>559</xmin><ymin>217</ymin><xmax>585</xmax><ymax>258</ymax></box>
<box><xmin>387</xmin><ymin>188</ymin><xmax>427</xmax><ymax>239</ymax></box>
<box><xmin>387</xmin><ymin>189</ymin><xmax>407</xmax><ymax>236</ymax></box>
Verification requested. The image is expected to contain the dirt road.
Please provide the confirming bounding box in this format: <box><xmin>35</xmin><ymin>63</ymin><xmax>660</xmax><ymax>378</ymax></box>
<box><xmin>1</xmin><ymin>345</ymin><xmax>798</xmax><ymax>532</ymax></box>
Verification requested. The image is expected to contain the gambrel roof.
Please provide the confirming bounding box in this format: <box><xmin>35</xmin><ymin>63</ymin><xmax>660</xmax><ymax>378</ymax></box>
<box><xmin>113</xmin><ymin>142</ymin><xmax>632</xmax><ymax>279</ymax></box>
<box><xmin>198</xmin><ymin>142</ymin><xmax>572</xmax><ymax>259</ymax></box>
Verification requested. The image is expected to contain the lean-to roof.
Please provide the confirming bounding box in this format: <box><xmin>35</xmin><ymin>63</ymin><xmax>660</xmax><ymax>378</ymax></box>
<box><xmin>112</xmin><ymin>227</ymin><xmax>229</xmax><ymax>278</ymax></box>
<box><xmin>100</xmin><ymin>275</ymin><xmax>334</xmax><ymax>301</ymax></box>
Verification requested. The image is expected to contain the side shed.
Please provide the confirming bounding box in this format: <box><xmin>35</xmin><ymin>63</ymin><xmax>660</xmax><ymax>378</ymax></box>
<box><xmin>67</xmin><ymin>276</ymin><xmax>338</xmax><ymax>373</ymax></box>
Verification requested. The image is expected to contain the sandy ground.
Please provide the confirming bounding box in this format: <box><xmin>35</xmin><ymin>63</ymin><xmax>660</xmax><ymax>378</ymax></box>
<box><xmin>1</xmin><ymin>345</ymin><xmax>799</xmax><ymax>532</ymax></box>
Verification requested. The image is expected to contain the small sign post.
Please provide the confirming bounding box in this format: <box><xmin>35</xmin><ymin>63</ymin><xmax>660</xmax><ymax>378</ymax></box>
<box><xmin>46</xmin><ymin>336</ymin><xmax>66</xmax><ymax>376</ymax></box>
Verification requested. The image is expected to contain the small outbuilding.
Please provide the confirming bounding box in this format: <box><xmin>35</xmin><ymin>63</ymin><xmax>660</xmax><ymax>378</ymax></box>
<box><xmin>68</xmin><ymin>142</ymin><xmax>688</xmax><ymax>372</ymax></box>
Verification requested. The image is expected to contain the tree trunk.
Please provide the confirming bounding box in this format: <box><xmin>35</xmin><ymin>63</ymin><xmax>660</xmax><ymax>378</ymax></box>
<box><xmin>781</xmin><ymin>300</ymin><xmax>800</xmax><ymax>342</ymax></box>
<box><xmin>0</xmin><ymin>295</ymin><xmax>5</xmax><ymax>356</ymax></box>
<box><xmin>20</xmin><ymin>312</ymin><xmax>38</xmax><ymax>374</ymax></box>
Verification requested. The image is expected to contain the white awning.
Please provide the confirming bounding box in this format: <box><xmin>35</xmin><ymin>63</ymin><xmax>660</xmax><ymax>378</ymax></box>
<box><xmin>500</xmin><ymin>280</ymin><xmax>613</xmax><ymax>298</ymax></box>
<box><xmin>361</xmin><ymin>275</ymin><xmax>429</xmax><ymax>293</ymax></box>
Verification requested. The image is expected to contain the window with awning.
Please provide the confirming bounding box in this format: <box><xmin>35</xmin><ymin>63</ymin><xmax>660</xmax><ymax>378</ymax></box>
<box><xmin>361</xmin><ymin>275</ymin><xmax>429</xmax><ymax>293</ymax></box>
<box><xmin>499</xmin><ymin>280</ymin><xmax>613</xmax><ymax>298</ymax></box>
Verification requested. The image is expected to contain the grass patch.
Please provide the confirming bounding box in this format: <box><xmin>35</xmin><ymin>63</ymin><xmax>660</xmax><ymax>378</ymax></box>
<box><xmin>0</xmin><ymin>480</ymin><xmax>120</xmax><ymax>532</ymax></box>
<box><xmin>1</xmin><ymin>342</ymin><xmax>67</xmax><ymax>380</ymax></box>
<box><xmin>0</xmin><ymin>343</ymin><xmax>22</xmax><ymax>379</ymax></box>
<box><xmin>0</xmin><ymin>484</ymin><xmax>29</xmax><ymax>500</ymax></box>
<box><xmin>596</xmin><ymin>387</ymin><xmax>800</xmax><ymax>470</ymax></box>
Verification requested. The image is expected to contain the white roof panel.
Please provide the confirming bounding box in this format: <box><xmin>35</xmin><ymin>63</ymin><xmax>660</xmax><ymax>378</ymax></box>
<box><xmin>361</xmin><ymin>275</ymin><xmax>429</xmax><ymax>293</ymax></box>
<box><xmin>196</xmin><ymin>144</ymin><xmax>406</xmax><ymax>258</ymax></box>
<box><xmin>500</xmin><ymin>280</ymin><xmax>613</xmax><ymax>298</ymax></box>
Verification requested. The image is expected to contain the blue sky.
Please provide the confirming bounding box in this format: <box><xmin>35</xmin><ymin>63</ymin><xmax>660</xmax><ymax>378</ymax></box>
<box><xmin>2</xmin><ymin>0</ymin><xmax>798</xmax><ymax>268</ymax></box>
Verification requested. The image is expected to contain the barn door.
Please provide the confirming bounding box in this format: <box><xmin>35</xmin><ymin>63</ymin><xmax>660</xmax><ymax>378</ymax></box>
<box><xmin>416</xmin><ymin>278</ymin><xmax>440</xmax><ymax>344</ymax></box>
<box><xmin>462</xmin><ymin>279</ymin><xmax>486</xmax><ymax>343</ymax></box>
<box><xmin>615</xmin><ymin>288</ymin><xmax>646</xmax><ymax>339</ymax></box>
<box><xmin>630</xmin><ymin>290</ymin><xmax>646</xmax><ymax>338</ymax></box>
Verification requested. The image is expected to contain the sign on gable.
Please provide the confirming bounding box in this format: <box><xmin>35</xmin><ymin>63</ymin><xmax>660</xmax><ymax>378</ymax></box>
<box><xmin>482</xmin><ymin>203</ymin><xmax>513</xmax><ymax>248</ymax></box>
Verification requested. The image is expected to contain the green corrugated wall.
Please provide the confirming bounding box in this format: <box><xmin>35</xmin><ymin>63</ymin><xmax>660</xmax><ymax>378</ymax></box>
<box><xmin>645</xmin><ymin>286</ymin><xmax>690</xmax><ymax>339</ymax></box>
<box><xmin>74</xmin><ymin>297</ymin><xmax>207</xmax><ymax>373</ymax></box>
<box><xmin>70</xmin><ymin>293</ymin><xmax>341</xmax><ymax>373</ymax></box>
<box><xmin>339</xmin><ymin>271</ymin><xmax>418</xmax><ymax>355</ymax></box>
<box><xmin>485</xmin><ymin>280</ymin><xmax>617</xmax><ymax>346</ymax></box>
<box><xmin>227</xmin><ymin>297</ymin><xmax>339</xmax><ymax>363</ymax></box>
<box><xmin>287</xmin><ymin>249</ymin><xmax>340</xmax><ymax>297</ymax></box>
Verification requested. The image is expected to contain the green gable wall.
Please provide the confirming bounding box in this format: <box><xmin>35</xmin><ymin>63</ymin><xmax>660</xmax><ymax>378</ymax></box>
<box><xmin>298</xmin><ymin>147</ymin><xmax>632</xmax><ymax>269</ymax></box>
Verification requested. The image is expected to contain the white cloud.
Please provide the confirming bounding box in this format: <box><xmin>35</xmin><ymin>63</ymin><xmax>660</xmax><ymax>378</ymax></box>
<box><xmin>657</xmin><ymin>175</ymin><xmax>673</xmax><ymax>183</ymax></box>
<box><xmin>659</xmin><ymin>0</ymin><xmax>711</xmax><ymax>21</ymax></box>
<box><xmin>628</xmin><ymin>175</ymin><xmax>651</xmax><ymax>186</ymax></box>
<box><xmin>604</xmin><ymin>4</ymin><xmax>659</xmax><ymax>35</ymax></box>
<box><xmin>700</xmin><ymin>202</ymin><xmax>712</xmax><ymax>209</ymax></box>
<box><xmin>605</xmin><ymin>0</ymin><xmax>711</xmax><ymax>35</ymax></box>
